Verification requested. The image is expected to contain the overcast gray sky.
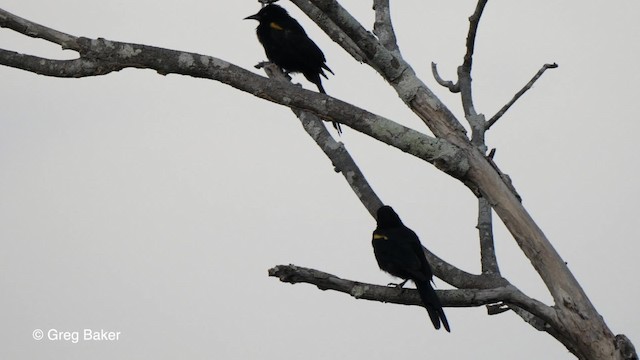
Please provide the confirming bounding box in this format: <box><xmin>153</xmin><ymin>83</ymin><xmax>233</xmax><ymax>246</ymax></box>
<box><xmin>1</xmin><ymin>1</ymin><xmax>638</xmax><ymax>359</ymax></box>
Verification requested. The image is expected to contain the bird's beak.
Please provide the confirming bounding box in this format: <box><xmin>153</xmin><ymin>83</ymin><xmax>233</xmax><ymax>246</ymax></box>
<box><xmin>244</xmin><ymin>13</ymin><xmax>259</xmax><ymax>21</ymax></box>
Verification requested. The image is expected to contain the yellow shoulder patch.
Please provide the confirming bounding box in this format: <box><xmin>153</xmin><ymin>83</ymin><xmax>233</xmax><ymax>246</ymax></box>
<box><xmin>270</xmin><ymin>22</ymin><xmax>284</xmax><ymax>31</ymax></box>
<box><xmin>373</xmin><ymin>234</ymin><xmax>388</xmax><ymax>240</ymax></box>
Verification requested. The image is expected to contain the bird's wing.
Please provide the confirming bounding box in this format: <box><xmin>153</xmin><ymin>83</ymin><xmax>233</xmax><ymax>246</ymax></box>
<box><xmin>283</xmin><ymin>27</ymin><xmax>326</xmax><ymax>63</ymax></box>
<box><xmin>401</xmin><ymin>227</ymin><xmax>435</xmax><ymax>282</ymax></box>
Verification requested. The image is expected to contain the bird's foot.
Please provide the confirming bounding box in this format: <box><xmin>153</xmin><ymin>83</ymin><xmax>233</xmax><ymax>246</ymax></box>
<box><xmin>253</xmin><ymin>61</ymin><xmax>270</xmax><ymax>70</ymax></box>
<box><xmin>386</xmin><ymin>279</ymin><xmax>409</xmax><ymax>289</ymax></box>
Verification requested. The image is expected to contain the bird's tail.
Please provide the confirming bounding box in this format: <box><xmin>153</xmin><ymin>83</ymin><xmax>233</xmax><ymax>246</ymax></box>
<box><xmin>316</xmin><ymin>83</ymin><xmax>342</xmax><ymax>134</ymax></box>
<box><xmin>415</xmin><ymin>280</ymin><xmax>450</xmax><ymax>332</ymax></box>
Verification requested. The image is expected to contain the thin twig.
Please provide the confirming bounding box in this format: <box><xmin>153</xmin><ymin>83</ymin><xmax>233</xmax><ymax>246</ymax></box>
<box><xmin>458</xmin><ymin>0</ymin><xmax>488</xmax><ymax>119</ymax></box>
<box><xmin>0</xmin><ymin>8</ymin><xmax>79</xmax><ymax>50</ymax></box>
<box><xmin>462</xmin><ymin>0</ymin><xmax>488</xmax><ymax>71</ymax></box>
<box><xmin>486</xmin><ymin>63</ymin><xmax>558</xmax><ymax>129</ymax></box>
<box><xmin>458</xmin><ymin>2</ymin><xmax>499</xmax><ymax>281</ymax></box>
<box><xmin>431</xmin><ymin>62</ymin><xmax>460</xmax><ymax>93</ymax></box>
<box><xmin>372</xmin><ymin>0</ymin><xmax>399</xmax><ymax>53</ymax></box>
<box><xmin>456</xmin><ymin>0</ymin><xmax>502</xmax><ymax>301</ymax></box>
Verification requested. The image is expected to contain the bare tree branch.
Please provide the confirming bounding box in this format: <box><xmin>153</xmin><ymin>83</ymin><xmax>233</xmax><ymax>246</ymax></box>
<box><xmin>372</xmin><ymin>0</ymin><xmax>399</xmax><ymax>53</ymax></box>
<box><xmin>478</xmin><ymin>197</ymin><xmax>499</xmax><ymax>274</ymax></box>
<box><xmin>615</xmin><ymin>335</ymin><xmax>639</xmax><ymax>360</ymax></box>
<box><xmin>424</xmin><ymin>246</ymin><xmax>502</xmax><ymax>289</ymax></box>
<box><xmin>0</xmin><ymin>12</ymin><xmax>470</xmax><ymax>181</ymax></box>
<box><xmin>452</xmin><ymin>2</ymin><xmax>501</xmax><ymax>282</ymax></box>
<box><xmin>268</xmin><ymin>264</ymin><xmax>557</xmax><ymax>324</ymax></box>
<box><xmin>486</xmin><ymin>63</ymin><xmax>559</xmax><ymax>129</ymax></box>
<box><xmin>458</xmin><ymin>0</ymin><xmax>488</xmax><ymax>120</ymax></box>
<box><xmin>296</xmin><ymin>109</ymin><xmax>384</xmax><ymax>216</ymax></box>
<box><xmin>431</xmin><ymin>62</ymin><xmax>460</xmax><ymax>93</ymax></box>
<box><xmin>462</xmin><ymin>0</ymin><xmax>488</xmax><ymax>72</ymax></box>
<box><xmin>0</xmin><ymin>8</ymin><xmax>79</xmax><ymax>50</ymax></box>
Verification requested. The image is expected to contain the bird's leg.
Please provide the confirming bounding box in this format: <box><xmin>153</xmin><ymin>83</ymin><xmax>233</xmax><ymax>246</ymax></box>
<box><xmin>387</xmin><ymin>279</ymin><xmax>409</xmax><ymax>289</ymax></box>
<box><xmin>253</xmin><ymin>62</ymin><xmax>292</xmax><ymax>83</ymax></box>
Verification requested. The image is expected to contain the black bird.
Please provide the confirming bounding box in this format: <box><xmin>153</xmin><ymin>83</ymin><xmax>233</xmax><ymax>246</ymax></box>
<box><xmin>372</xmin><ymin>205</ymin><xmax>450</xmax><ymax>332</ymax></box>
<box><xmin>244</xmin><ymin>4</ymin><xmax>341</xmax><ymax>133</ymax></box>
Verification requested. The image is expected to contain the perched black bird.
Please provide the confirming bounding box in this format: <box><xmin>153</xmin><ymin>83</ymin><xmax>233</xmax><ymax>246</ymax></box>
<box><xmin>244</xmin><ymin>4</ymin><xmax>341</xmax><ymax>133</ymax></box>
<box><xmin>372</xmin><ymin>205</ymin><xmax>450</xmax><ymax>332</ymax></box>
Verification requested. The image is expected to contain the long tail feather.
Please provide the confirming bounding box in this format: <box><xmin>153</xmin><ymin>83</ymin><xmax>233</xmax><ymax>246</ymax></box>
<box><xmin>316</xmin><ymin>83</ymin><xmax>342</xmax><ymax>134</ymax></box>
<box><xmin>416</xmin><ymin>280</ymin><xmax>450</xmax><ymax>332</ymax></box>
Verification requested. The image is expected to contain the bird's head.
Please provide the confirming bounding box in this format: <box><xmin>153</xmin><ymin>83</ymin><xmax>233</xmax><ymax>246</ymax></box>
<box><xmin>244</xmin><ymin>4</ymin><xmax>289</xmax><ymax>23</ymax></box>
<box><xmin>376</xmin><ymin>206</ymin><xmax>403</xmax><ymax>228</ymax></box>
